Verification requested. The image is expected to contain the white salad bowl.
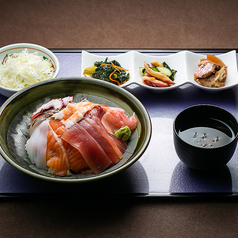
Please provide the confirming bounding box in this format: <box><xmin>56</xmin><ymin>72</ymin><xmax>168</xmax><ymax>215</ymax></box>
<box><xmin>0</xmin><ymin>43</ymin><xmax>59</xmax><ymax>97</ymax></box>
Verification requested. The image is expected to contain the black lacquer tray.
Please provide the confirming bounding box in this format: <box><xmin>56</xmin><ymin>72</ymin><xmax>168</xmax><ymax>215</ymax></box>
<box><xmin>0</xmin><ymin>49</ymin><xmax>237</xmax><ymax>199</ymax></box>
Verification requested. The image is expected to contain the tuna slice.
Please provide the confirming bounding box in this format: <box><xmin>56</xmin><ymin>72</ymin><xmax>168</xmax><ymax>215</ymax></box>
<box><xmin>61</xmin><ymin>106</ymin><xmax>128</xmax><ymax>174</ymax></box>
<box><xmin>61</xmin><ymin>123</ymin><xmax>113</xmax><ymax>174</ymax></box>
<box><xmin>84</xmin><ymin>106</ymin><xmax>127</xmax><ymax>155</ymax></box>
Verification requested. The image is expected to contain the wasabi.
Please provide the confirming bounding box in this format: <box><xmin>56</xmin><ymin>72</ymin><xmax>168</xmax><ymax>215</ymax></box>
<box><xmin>114</xmin><ymin>126</ymin><xmax>131</xmax><ymax>141</ymax></box>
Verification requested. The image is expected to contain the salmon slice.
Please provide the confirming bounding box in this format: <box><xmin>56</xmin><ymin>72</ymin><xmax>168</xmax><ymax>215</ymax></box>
<box><xmin>49</xmin><ymin>119</ymin><xmax>89</xmax><ymax>173</ymax></box>
<box><xmin>49</xmin><ymin>119</ymin><xmax>65</xmax><ymax>136</ymax></box>
<box><xmin>46</xmin><ymin>124</ymin><xmax>70</xmax><ymax>176</ymax></box>
<box><xmin>65</xmin><ymin>143</ymin><xmax>89</xmax><ymax>173</ymax></box>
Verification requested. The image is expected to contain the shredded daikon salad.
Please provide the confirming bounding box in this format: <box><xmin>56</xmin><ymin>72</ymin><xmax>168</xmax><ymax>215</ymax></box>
<box><xmin>0</xmin><ymin>49</ymin><xmax>55</xmax><ymax>90</ymax></box>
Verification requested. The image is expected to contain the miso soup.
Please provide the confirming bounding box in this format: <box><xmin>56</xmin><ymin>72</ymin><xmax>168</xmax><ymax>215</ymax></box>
<box><xmin>178</xmin><ymin>118</ymin><xmax>235</xmax><ymax>148</ymax></box>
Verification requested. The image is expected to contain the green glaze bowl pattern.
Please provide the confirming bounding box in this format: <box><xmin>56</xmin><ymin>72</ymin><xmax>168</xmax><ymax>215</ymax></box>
<box><xmin>0</xmin><ymin>77</ymin><xmax>151</xmax><ymax>183</ymax></box>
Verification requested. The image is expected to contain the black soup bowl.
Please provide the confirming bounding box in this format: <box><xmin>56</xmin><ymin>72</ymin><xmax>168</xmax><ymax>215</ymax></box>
<box><xmin>173</xmin><ymin>104</ymin><xmax>238</xmax><ymax>171</ymax></box>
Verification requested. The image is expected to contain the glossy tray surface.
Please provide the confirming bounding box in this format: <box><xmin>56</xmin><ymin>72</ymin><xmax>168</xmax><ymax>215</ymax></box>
<box><xmin>0</xmin><ymin>50</ymin><xmax>238</xmax><ymax>197</ymax></box>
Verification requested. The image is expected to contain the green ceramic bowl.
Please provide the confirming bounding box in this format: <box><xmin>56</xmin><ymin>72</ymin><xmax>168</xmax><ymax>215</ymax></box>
<box><xmin>0</xmin><ymin>77</ymin><xmax>151</xmax><ymax>183</ymax></box>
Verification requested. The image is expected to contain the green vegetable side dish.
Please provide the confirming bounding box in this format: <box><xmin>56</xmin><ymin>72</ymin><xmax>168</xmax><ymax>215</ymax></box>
<box><xmin>114</xmin><ymin>126</ymin><xmax>132</xmax><ymax>141</ymax></box>
<box><xmin>83</xmin><ymin>57</ymin><xmax>130</xmax><ymax>86</ymax></box>
<box><xmin>140</xmin><ymin>62</ymin><xmax>177</xmax><ymax>81</ymax></box>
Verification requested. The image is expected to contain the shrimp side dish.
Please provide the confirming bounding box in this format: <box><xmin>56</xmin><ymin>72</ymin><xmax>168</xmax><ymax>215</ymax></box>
<box><xmin>25</xmin><ymin>96</ymin><xmax>137</xmax><ymax>176</ymax></box>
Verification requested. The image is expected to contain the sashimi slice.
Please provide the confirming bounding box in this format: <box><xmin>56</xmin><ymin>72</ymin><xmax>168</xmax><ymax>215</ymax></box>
<box><xmin>110</xmin><ymin>133</ymin><xmax>128</xmax><ymax>153</ymax></box>
<box><xmin>25</xmin><ymin>120</ymin><xmax>49</xmax><ymax>169</ymax></box>
<box><xmin>84</xmin><ymin>105</ymin><xmax>108</xmax><ymax>120</ymax></box>
<box><xmin>46</xmin><ymin>124</ymin><xmax>70</xmax><ymax>176</ymax></box>
<box><xmin>29</xmin><ymin>109</ymin><xmax>55</xmax><ymax>136</ymax></box>
<box><xmin>84</xmin><ymin>106</ymin><xmax>127</xmax><ymax>156</ymax></box>
<box><xmin>65</xmin><ymin>143</ymin><xmax>89</xmax><ymax>173</ymax></box>
<box><xmin>53</xmin><ymin>101</ymin><xmax>99</xmax><ymax>128</ymax></box>
<box><xmin>31</xmin><ymin>96</ymin><xmax>73</xmax><ymax>120</ymax></box>
<box><xmin>79</xmin><ymin>118</ymin><xmax>121</xmax><ymax>164</ymax></box>
<box><xmin>61</xmin><ymin>123</ymin><xmax>112</xmax><ymax>174</ymax></box>
<box><xmin>49</xmin><ymin>119</ymin><xmax>66</xmax><ymax>137</ymax></box>
<box><xmin>87</xmin><ymin>117</ymin><xmax>126</xmax><ymax>154</ymax></box>
<box><xmin>49</xmin><ymin>119</ymin><xmax>89</xmax><ymax>173</ymax></box>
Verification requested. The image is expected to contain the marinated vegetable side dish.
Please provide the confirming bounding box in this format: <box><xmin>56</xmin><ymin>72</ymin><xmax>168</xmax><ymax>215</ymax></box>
<box><xmin>194</xmin><ymin>54</ymin><xmax>227</xmax><ymax>88</ymax></box>
<box><xmin>0</xmin><ymin>49</ymin><xmax>55</xmax><ymax>90</ymax></box>
<box><xmin>139</xmin><ymin>61</ymin><xmax>177</xmax><ymax>87</ymax></box>
<box><xmin>83</xmin><ymin>58</ymin><xmax>130</xmax><ymax>86</ymax></box>
<box><xmin>25</xmin><ymin>97</ymin><xmax>137</xmax><ymax>176</ymax></box>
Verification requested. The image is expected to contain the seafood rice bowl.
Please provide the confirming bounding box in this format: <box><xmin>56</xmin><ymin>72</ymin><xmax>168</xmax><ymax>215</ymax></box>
<box><xmin>0</xmin><ymin>77</ymin><xmax>151</xmax><ymax>183</ymax></box>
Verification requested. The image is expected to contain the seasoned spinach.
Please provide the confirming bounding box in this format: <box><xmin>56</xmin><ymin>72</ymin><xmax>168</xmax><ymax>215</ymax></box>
<box><xmin>91</xmin><ymin>58</ymin><xmax>130</xmax><ymax>86</ymax></box>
